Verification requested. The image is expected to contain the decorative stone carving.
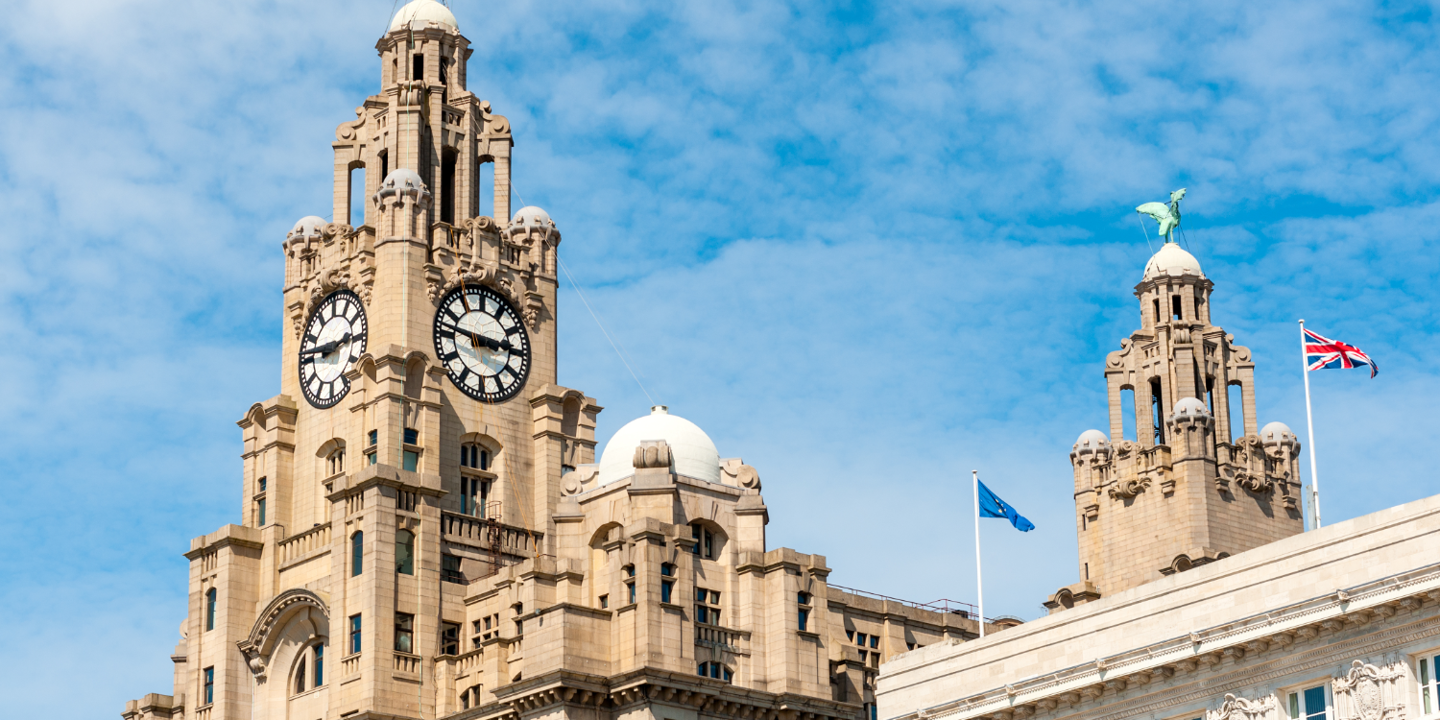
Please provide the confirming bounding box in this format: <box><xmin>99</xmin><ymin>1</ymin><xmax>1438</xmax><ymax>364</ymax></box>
<box><xmin>1109</xmin><ymin>476</ymin><xmax>1150</xmax><ymax>500</ymax></box>
<box><xmin>632</xmin><ymin>440</ymin><xmax>672</xmax><ymax>470</ymax></box>
<box><xmin>286</xmin><ymin>218</ymin><xmax>371</xmax><ymax>338</ymax></box>
<box><xmin>720</xmin><ymin>459</ymin><xmax>762</xmax><ymax>490</ymax></box>
<box><xmin>1332</xmin><ymin>660</ymin><xmax>1404</xmax><ymax>720</ymax></box>
<box><xmin>236</xmin><ymin>588</ymin><xmax>329</xmax><ymax>681</ymax></box>
<box><xmin>1206</xmin><ymin>693</ymin><xmax>1275</xmax><ymax>720</ymax></box>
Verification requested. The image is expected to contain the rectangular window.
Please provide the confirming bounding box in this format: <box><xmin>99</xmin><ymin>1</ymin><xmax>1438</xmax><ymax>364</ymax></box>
<box><xmin>403</xmin><ymin>450</ymin><xmax>419</xmax><ymax>472</ymax></box>
<box><xmin>627</xmin><ymin>582</ymin><xmax>636</xmax><ymax>604</ymax></box>
<box><xmin>205</xmin><ymin>588</ymin><xmax>217</xmax><ymax>631</ymax></box>
<box><xmin>599</xmin><ymin>594</ymin><xmax>609</xmax><ymax>609</ymax></box>
<box><xmin>404</xmin><ymin>428</ymin><xmax>419</xmax><ymax>444</ymax></box>
<box><xmin>258</xmin><ymin>477</ymin><xmax>266</xmax><ymax>492</ymax></box>
<box><xmin>857</xmin><ymin>632</ymin><xmax>867</xmax><ymax>646</ymax></box>
<box><xmin>366</xmin><ymin>451</ymin><xmax>377</xmax><ymax>466</ymax></box>
<box><xmin>441</xmin><ymin>622</ymin><xmax>460</xmax><ymax>655</ymax></box>
<box><xmin>661</xmin><ymin>580</ymin><xmax>674</xmax><ymax>604</ymax></box>
<box><xmin>870</xmin><ymin>636</ymin><xmax>879</xmax><ymax>649</ymax></box>
<box><xmin>368</xmin><ymin>430</ymin><xmax>377</xmax><ymax>446</ymax></box>
<box><xmin>313</xmin><ymin>644</ymin><xmax>324</xmax><ymax>686</ymax></box>
<box><xmin>203</xmin><ymin>666</ymin><xmax>214</xmax><ymax>705</ymax></box>
<box><xmin>257</xmin><ymin>498</ymin><xmax>266</xmax><ymax>527</ymax></box>
<box><xmin>395</xmin><ymin>613</ymin><xmax>414</xmax><ymax>653</ymax></box>
<box><xmin>349</xmin><ymin>614</ymin><xmax>362</xmax><ymax>654</ymax></box>
<box><xmin>798</xmin><ymin>608</ymin><xmax>810</xmax><ymax>632</ymax></box>
<box><xmin>1422</xmin><ymin>655</ymin><xmax>1436</xmax><ymax>716</ymax></box>
<box><xmin>1288</xmin><ymin>685</ymin><xmax>1330</xmax><ymax>720</ymax></box>
<box><xmin>442</xmin><ymin>555</ymin><xmax>463</xmax><ymax>583</ymax></box>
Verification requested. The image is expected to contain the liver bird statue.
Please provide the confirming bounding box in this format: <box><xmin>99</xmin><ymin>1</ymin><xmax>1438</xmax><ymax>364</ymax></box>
<box><xmin>1136</xmin><ymin>188</ymin><xmax>1186</xmax><ymax>243</ymax></box>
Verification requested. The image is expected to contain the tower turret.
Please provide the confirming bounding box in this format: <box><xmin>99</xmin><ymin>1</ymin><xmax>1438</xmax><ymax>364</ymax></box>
<box><xmin>1050</xmin><ymin>239</ymin><xmax>1304</xmax><ymax>609</ymax></box>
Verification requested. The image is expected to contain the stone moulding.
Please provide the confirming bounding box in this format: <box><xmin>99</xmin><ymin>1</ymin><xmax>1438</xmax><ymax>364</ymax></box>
<box><xmin>892</xmin><ymin>560</ymin><xmax>1440</xmax><ymax>720</ymax></box>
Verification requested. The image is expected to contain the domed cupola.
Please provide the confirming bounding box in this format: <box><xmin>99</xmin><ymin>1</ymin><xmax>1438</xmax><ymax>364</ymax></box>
<box><xmin>1142</xmin><ymin>242</ymin><xmax>1205</xmax><ymax>282</ymax></box>
<box><xmin>596</xmin><ymin>406</ymin><xmax>721</xmax><ymax>486</ymax></box>
<box><xmin>372</xmin><ymin>169</ymin><xmax>431</xmax><ymax>240</ymax></box>
<box><xmin>389</xmin><ymin>0</ymin><xmax>459</xmax><ymax>33</ymax></box>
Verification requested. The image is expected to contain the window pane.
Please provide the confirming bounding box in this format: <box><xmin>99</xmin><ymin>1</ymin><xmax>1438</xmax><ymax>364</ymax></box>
<box><xmin>403</xmin><ymin>450</ymin><xmax>419</xmax><ymax>472</ymax></box>
<box><xmin>351</xmin><ymin>531</ymin><xmax>364</xmax><ymax>576</ymax></box>
<box><xmin>314</xmin><ymin>644</ymin><xmax>324</xmax><ymax>686</ymax></box>
<box><xmin>296</xmin><ymin>657</ymin><xmax>307</xmax><ymax>693</ymax></box>
<box><xmin>258</xmin><ymin>498</ymin><xmax>266</xmax><ymax>526</ymax></box>
<box><xmin>1304</xmin><ymin>686</ymin><xmax>1327</xmax><ymax>720</ymax></box>
<box><xmin>395</xmin><ymin>613</ymin><xmax>414</xmax><ymax>653</ymax></box>
<box><xmin>871</xmin><ymin>636</ymin><xmax>879</xmax><ymax>648</ymax></box>
<box><xmin>350</xmin><ymin>615</ymin><xmax>362</xmax><ymax>654</ymax></box>
<box><xmin>396</xmin><ymin>530</ymin><xmax>414</xmax><ymax>575</ymax></box>
<box><xmin>661</xmin><ymin>581</ymin><xmax>673</xmax><ymax>604</ymax></box>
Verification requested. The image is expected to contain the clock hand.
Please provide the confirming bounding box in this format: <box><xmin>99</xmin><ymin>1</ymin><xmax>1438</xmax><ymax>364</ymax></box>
<box><xmin>300</xmin><ymin>333</ymin><xmax>354</xmax><ymax>356</ymax></box>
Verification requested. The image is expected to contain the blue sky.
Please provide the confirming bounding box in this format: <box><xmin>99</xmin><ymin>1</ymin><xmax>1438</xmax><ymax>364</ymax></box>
<box><xmin>2</xmin><ymin>0</ymin><xmax>1439</xmax><ymax>716</ymax></box>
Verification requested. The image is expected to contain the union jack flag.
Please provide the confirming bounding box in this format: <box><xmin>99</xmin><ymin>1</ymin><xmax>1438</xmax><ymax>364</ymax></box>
<box><xmin>1304</xmin><ymin>327</ymin><xmax>1378</xmax><ymax>378</ymax></box>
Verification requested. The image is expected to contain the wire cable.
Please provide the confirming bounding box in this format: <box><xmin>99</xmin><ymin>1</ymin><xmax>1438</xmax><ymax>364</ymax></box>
<box><xmin>557</xmin><ymin>255</ymin><xmax>657</xmax><ymax>407</ymax></box>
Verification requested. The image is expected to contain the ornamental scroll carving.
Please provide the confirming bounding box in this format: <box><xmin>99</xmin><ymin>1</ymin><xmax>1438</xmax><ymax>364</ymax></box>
<box><xmin>633</xmin><ymin>440</ymin><xmax>672</xmax><ymax>469</ymax></box>
<box><xmin>1332</xmin><ymin>659</ymin><xmax>1404</xmax><ymax>720</ymax></box>
<box><xmin>426</xmin><ymin>215</ymin><xmax>546</xmax><ymax>329</ymax></box>
<box><xmin>720</xmin><ymin>458</ymin><xmax>762</xmax><ymax>490</ymax></box>
<box><xmin>287</xmin><ymin>222</ymin><xmax>373</xmax><ymax>338</ymax></box>
<box><xmin>1108</xmin><ymin>475</ymin><xmax>1150</xmax><ymax>500</ymax></box>
<box><xmin>1205</xmin><ymin>693</ymin><xmax>1275</xmax><ymax>720</ymax></box>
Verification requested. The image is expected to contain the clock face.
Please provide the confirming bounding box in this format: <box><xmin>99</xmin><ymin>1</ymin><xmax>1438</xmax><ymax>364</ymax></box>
<box><xmin>298</xmin><ymin>289</ymin><xmax>368</xmax><ymax>409</ymax></box>
<box><xmin>433</xmin><ymin>284</ymin><xmax>532</xmax><ymax>403</ymax></box>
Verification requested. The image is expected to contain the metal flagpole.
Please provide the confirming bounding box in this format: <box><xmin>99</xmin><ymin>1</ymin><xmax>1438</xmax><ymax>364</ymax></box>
<box><xmin>1299</xmin><ymin>320</ymin><xmax>1322</xmax><ymax>529</ymax></box>
<box><xmin>973</xmin><ymin>469</ymin><xmax>984</xmax><ymax>639</ymax></box>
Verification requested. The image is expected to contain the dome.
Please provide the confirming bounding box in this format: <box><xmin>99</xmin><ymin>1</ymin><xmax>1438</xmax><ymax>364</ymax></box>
<box><xmin>1170</xmin><ymin>396</ymin><xmax>1211</xmax><ymax>419</ymax></box>
<box><xmin>289</xmin><ymin>216</ymin><xmax>326</xmax><ymax>240</ymax></box>
<box><xmin>375</xmin><ymin>168</ymin><xmax>428</xmax><ymax>201</ymax></box>
<box><xmin>596</xmin><ymin>406</ymin><xmax>721</xmax><ymax>485</ymax></box>
<box><xmin>1142</xmin><ymin>242</ymin><xmax>1204</xmax><ymax>281</ymax></box>
<box><xmin>511</xmin><ymin>206</ymin><xmax>552</xmax><ymax>227</ymax></box>
<box><xmin>389</xmin><ymin>0</ymin><xmax>458</xmax><ymax>32</ymax></box>
<box><xmin>1073</xmin><ymin>429</ymin><xmax>1110</xmax><ymax>453</ymax></box>
<box><xmin>1260</xmin><ymin>421</ymin><xmax>1299</xmax><ymax>447</ymax></box>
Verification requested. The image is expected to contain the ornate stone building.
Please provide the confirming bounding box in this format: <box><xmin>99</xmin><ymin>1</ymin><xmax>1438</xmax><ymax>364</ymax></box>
<box><xmin>120</xmin><ymin>4</ymin><xmax>1007</xmax><ymax>720</ymax></box>
<box><xmin>877</xmin><ymin>243</ymin><xmax>1440</xmax><ymax>720</ymax></box>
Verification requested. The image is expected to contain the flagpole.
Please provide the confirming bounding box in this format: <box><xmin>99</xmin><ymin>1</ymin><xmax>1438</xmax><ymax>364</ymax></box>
<box><xmin>973</xmin><ymin>469</ymin><xmax>984</xmax><ymax>639</ymax></box>
<box><xmin>1299</xmin><ymin>319</ymin><xmax>1322</xmax><ymax>529</ymax></box>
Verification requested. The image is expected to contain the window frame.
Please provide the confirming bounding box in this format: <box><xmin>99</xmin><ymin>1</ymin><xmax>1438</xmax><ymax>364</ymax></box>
<box><xmin>396</xmin><ymin>529</ymin><xmax>415</xmax><ymax>575</ymax></box>
<box><xmin>395</xmin><ymin>612</ymin><xmax>415</xmax><ymax>653</ymax></box>
<box><xmin>351</xmin><ymin>531</ymin><xmax>364</xmax><ymax>577</ymax></box>
<box><xmin>1284</xmin><ymin>681</ymin><xmax>1332</xmax><ymax>720</ymax></box>
<box><xmin>203</xmin><ymin>666</ymin><xmax>214</xmax><ymax>705</ymax></box>
<box><xmin>1419</xmin><ymin>651</ymin><xmax>1440</xmax><ymax>718</ymax></box>
<box><xmin>349</xmin><ymin>614</ymin><xmax>362</xmax><ymax>655</ymax></box>
<box><xmin>205</xmin><ymin>587</ymin><xmax>217</xmax><ymax>631</ymax></box>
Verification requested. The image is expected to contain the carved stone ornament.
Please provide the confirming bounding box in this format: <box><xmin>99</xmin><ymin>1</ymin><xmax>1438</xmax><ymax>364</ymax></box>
<box><xmin>720</xmin><ymin>458</ymin><xmax>762</xmax><ymax>490</ymax></box>
<box><xmin>1109</xmin><ymin>476</ymin><xmax>1150</xmax><ymax>500</ymax></box>
<box><xmin>1205</xmin><ymin>693</ymin><xmax>1275</xmax><ymax>720</ymax></box>
<box><xmin>1332</xmin><ymin>659</ymin><xmax>1404</xmax><ymax>720</ymax></box>
<box><xmin>633</xmin><ymin>440</ymin><xmax>672</xmax><ymax>470</ymax></box>
<box><xmin>236</xmin><ymin>588</ymin><xmax>329</xmax><ymax>682</ymax></box>
<box><xmin>288</xmin><ymin>221</ymin><xmax>373</xmax><ymax>338</ymax></box>
<box><xmin>562</xmin><ymin>466</ymin><xmax>598</xmax><ymax>496</ymax></box>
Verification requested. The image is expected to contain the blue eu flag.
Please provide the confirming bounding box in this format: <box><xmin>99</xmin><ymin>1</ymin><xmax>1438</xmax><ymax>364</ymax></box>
<box><xmin>977</xmin><ymin>480</ymin><xmax>1035</xmax><ymax>532</ymax></box>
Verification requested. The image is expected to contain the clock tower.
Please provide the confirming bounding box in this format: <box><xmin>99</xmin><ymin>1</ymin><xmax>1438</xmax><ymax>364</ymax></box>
<box><xmin>123</xmin><ymin>4</ymin><xmax>997</xmax><ymax>720</ymax></box>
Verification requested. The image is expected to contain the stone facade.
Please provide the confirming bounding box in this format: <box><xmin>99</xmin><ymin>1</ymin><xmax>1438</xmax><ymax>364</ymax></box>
<box><xmin>875</xmin><ymin>243</ymin><xmax>1440</xmax><ymax>720</ymax></box>
<box><xmin>1052</xmin><ymin>242</ymin><xmax>1304</xmax><ymax>606</ymax></box>
<box><xmin>120</xmin><ymin>4</ymin><xmax>1006</xmax><ymax>720</ymax></box>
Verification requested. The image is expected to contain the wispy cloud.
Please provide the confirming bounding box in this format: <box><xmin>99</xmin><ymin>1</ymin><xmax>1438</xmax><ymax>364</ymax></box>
<box><xmin>3</xmin><ymin>0</ymin><xmax>1438</xmax><ymax>717</ymax></box>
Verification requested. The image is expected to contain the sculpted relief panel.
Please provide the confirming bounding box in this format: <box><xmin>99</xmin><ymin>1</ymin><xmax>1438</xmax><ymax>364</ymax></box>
<box><xmin>1332</xmin><ymin>659</ymin><xmax>1405</xmax><ymax>720</ymax></box>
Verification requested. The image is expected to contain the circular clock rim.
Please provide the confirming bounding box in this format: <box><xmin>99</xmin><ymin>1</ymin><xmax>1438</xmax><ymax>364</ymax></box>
<box><xmin>298</xmin><ymin>288</ymin><xmax>368</xmax><ymax>410</ymax></box>
<box><xmin>432</xmin><ymin>284</ymin><xmax>532</xmax><ymax>404</ymax></box>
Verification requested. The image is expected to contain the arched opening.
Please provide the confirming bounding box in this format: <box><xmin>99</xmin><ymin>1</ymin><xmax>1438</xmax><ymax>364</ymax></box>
<box><xmin>378</xmin><ymin>150</ymin><xmax>389</xmax><ymax>185</ymax></box>
<box><xmin>1150</xmin><ymin>378</ymin><xmax>1166</xmax><ymax>444</ymax></box>
<box><xmin>441</xmin><ymin>148</ymin><xmax>457</xmax><ymax>225</ymax></box>
<box><xmin>1227</xmin><ymin>382</ymin><xmax>1245</xmax><ymax>442</ymax></box>
<box><xmin>404</xmin><ymin>358</ymin><xmax>425</xmax><ymax>399</ymax></box>
<box><xmin>1119</xmin><ymin>385</ymin><xmax>1136</xmax><ymax>442</ymax></box>
<box><xmin>477</xmin><ymin>158</ymin><xmax>494</xmax><ymax>218</ymax></box>
<box><xmin>561</xmin><ymin>396</ymin><xmax>581</xmax><ymax>437</ymax></box>
<box><xmin>459</xmin><ymin>433</ymin><xmax>498</xmax><ymax>517</ymax></box>
<box><xmin>1171</xmin><ymin>294</ymin><xmax>1183</xmax><ymax>320</ymax></box>
<box><xmin>319</xmin><ymin>439</ymin><xmax>347</xmax><ymax>478</ymax></box>
<box><xmin>1151</xmin><ymin>297</ymin><xmax>1160</xmax><ymax>327</ymax></box>
<box><xmin>348</xmin><ymin>162</ymin><xmax>366</xmax><ymax>227</ymax></box>
<box><xmin>396</xmin><ymin>529</ymin><xmax>414</xmax><ymax>575</ymax></box>
<box><xmin>688</xmin><ymin>520</ymin><xmax>727</xmax><ymax>561</ymax></box>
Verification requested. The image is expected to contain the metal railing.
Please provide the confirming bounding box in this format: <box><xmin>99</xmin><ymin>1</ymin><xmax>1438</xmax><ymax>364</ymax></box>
<box><xmin>828</xmin><ymin>583</ymin><xmax>995</xmax><ymax>623</ymax></box>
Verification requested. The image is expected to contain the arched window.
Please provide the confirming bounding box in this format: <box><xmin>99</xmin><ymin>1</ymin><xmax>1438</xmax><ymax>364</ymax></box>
<box><xmin>351</xmin><ymin>531</ymin><xmax>364</xmax><ymax>577</ymax></box>
<box><xmin>460</xmin><ymin>443</ymin><xmax>489</xmax><ymax>470</ymax></box>
<box><xmin>328</xmin><ymin>447</ymin><xmax>345</xmax><ymax>476</ymax></box>
<box><xmin>697</xmin><ymin>662</ymin><xmax>733</xmax><ymax>682</ymax></box>
<box><xmin>205</xmin><ymin>588</ymin><xmax>217</xmax><ymax>631</ymax></box>
<box><xmin>396</xmin><ymin>529</ymin><xmax>414</xmax><ymax>575</ymax></box>
<box><xmin>292</xmin><ymin>643</ymin><xmax>324</xmax><ymax>695</ymax></box>
<box><xmin>690</xmin><ymin>523</ymin><xmax>717</xmax><ymax>560</ymax></box>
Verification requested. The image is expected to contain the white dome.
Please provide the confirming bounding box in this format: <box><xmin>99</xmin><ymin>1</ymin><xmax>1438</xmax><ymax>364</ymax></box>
<box><xmin>1073</xmin><ymin>429</ymin><xmax>1110</xmax><ymax>453</ymax></box>
<box><xmin>1142</xmin><ymin>242</ymin><xmax>1204</xmax><ymax>281</ymax></box>
<box><xmin>1170</xmin><ymin>396</ymin><xmax>1211</xmax><ymax>419</ymax></box>
<box><xmin>597</xmin><ymin>406</ymin><xmax>721</xmax><ymax>485</ymax></box>
<box><xmin>389</xmin><ymin>0</ymin><xmax>458</xmax><ymax>32</ymax></box>
<box><xmin>289</xmin><ymin>216</ymin><xmax>326</xmax><ymax>240</ymax></box>
<box><xmin>1260</xmin><ymin>421</ymin><xmax>1298</xmax><ymax>446</ymax></box>
<box><xmin>511</xmin><ymin>206</ymin><xmax>552</xmax><ymax>227</ymax></box>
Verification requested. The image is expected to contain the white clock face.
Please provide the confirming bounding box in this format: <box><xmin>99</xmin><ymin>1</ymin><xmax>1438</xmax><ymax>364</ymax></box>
<box><xmin>433</xmin><ymin>284</ymin><xmax>531</xmax><ymax>403</ymax></box>
<box><xmin>298</xmin><ymin>290</ymin><xmax>368</xmax><ymax>408</ymax></box>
